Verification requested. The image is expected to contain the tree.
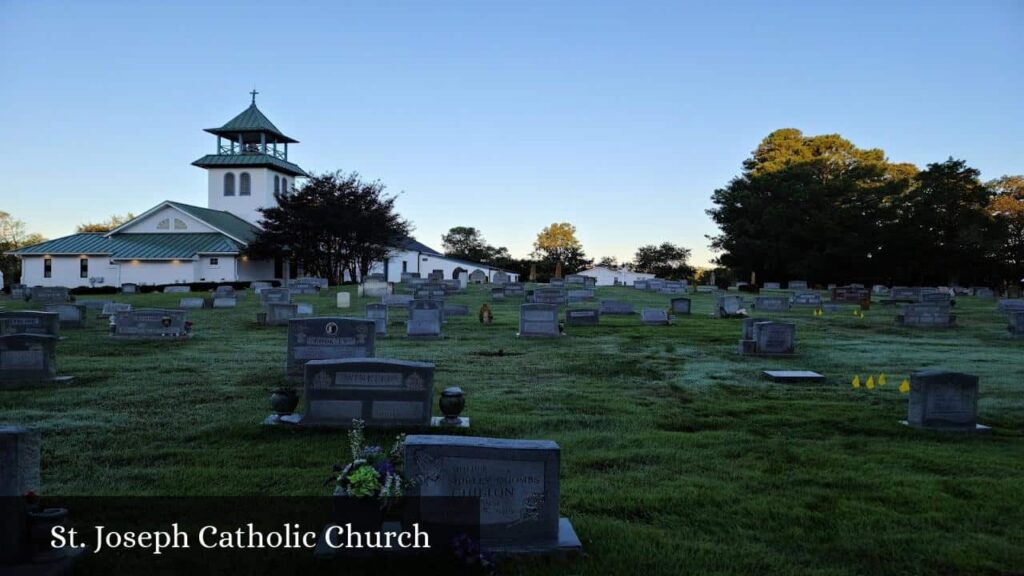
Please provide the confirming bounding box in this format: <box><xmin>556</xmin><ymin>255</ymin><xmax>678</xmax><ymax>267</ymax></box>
<box><xmin>441</xmin><ymin>226</ymin><xmax>510</xmax><ymax>264</ymax></box>
<box><xmin>76</xmin><ymin>213</ymin><xmax>136</xmax><ymax>233</ymax></box>
<box><xmin>596</xmin><ymin>256</ymin><xmax>619</xmax><ymax>269</ymax></box>
<box><xmin>532</xmin><ymin>222</ymin><xmax>590</xmax><ymax>274</ymax></box>
<box><xmin>987</xmin><ymin>175</ymin><xmax>1024</xmax><ymax>280</ymax></box>
<box><xmin>0</xmin><ymin>212</ymin><xmax>46</xmax><ymax>287</ymax></box>
<box><xmin>708</xmin><ymin>129</ymin><xmax>924</xmax><ymax>285</ymax></box>
<box><xmin>633</xmin><ymin>242</ymin><xmax>693</xmax><ymax>279</ymax></box>
<box><xmin>247</xmin><ymin>171</ymin><xmax>412</xmax><ymax>283</ymax></box>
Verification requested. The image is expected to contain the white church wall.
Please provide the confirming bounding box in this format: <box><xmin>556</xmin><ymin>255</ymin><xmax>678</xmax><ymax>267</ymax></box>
<box><xmin>118</xmin><ymin>259</ymin><xmax>197</xmax><ymax>286</ymax></box>
<box><xmin>377</xmin><ymin>251</ymin><xmax>518</xmax><ymax>283</ymax></box>
<box><xmin>195</xmin><ymin>254</ymin><xmax>237</xmax><ymax>283</ymax></box>
<box><xmin>207</xmin><ymin>167</ymin><xmax>282</xmax><ymax>225</ymax></box>
<box><xmin>236</xmin><ymin>257</ymin><xmax>275</xmax><ymax>282</ymax></box>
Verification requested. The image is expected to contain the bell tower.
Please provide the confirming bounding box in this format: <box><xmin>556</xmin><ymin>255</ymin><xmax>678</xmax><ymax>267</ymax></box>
<box><xmin>192</xmin><ymin>91</ymin><xmax>307</xmax><ymax>225</ymax></box>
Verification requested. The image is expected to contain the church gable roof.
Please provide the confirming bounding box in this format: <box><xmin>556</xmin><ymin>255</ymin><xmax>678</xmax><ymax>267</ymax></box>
<box><xmin>205</xmin><ymin>103</ymin><xmax>298</xmax><ymax>144</ymax></box>
<box><xmin>9</xmin><ymin>233</ymin><xmax>242</xmax><ymax>259</ymax></box>
<box><xmin>105</xmin><ymin>201</ymin><xmax>260</xmax><ymax>245</ymax></box>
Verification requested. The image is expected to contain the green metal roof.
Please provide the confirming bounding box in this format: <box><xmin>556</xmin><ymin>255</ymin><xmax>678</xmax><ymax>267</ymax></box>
<box><xmin>164</xmin><ymin>201</ymin><xmax>261</xmax><ymax>243</ymax></box>
<box><xmin>205</xmin><ymin>103</ymin><xmax>297</xmax><ymax>143</ymax></box>
<box><xmin>191</xmin><ymin>153</ymin><xmax>308</xmax><ymax>177</ymax></box>
<box><xmin>10</xmin><ymin>233</ymin><xmax>242</xmax><ymax>259</ymax></box>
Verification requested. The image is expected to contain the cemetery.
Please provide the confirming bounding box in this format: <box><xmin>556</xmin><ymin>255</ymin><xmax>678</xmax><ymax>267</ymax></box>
<box><xmin>1</xmin><ymin>282</ymin><xmax>1022</xmax><ymax>574</ymax></box>
<box><xmin>1</xmin><ymin>5</ymin><xmax>1021</xmax><ymax>572</ymax></box>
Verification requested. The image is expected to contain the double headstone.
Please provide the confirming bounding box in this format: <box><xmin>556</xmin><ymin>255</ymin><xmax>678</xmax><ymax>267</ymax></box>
<box><xmin>407</xmin><ymin>300</ymin><xmax>443</xmax><ymax>339</ymax></box>
<box><xmin>659</xmin><ymin>280</ymin><xmax>685</xmax><ymax>294</ymax></box>
<box><xmin>111</xmin><ymin>309</ymin><xmax>189</xmax><ymax>339</ymax></box>
<box><xmin>712</xmin><ymin>295</ymin><xmax>744</xmax><ymax>318</ymax></box>
<box><xmin>403</xmin><ymin>435</ymin><xmax>582</xmax><ymax>556</ymax></box>
<box><xmin>763</xmin><ymin>282</ymin><xmax>781</xmax><ymax>290</ymax></box>
<box><xmin>99</xmin><ymin>302</ymin><xmax>131</xmax><ymax>319</ymax></box>
<box><xmin>300</xmin><ymin>358</ymin><xmax>433</xmax><ymax>428</ymax></box>
<box><xmin>504</xmin><ymin>284</ymin><xmax>525</xmax><ymax>298</ymax></box>
<box><xmin>179</xmin><ymin>298</ymin><xmax>204</xmax><ymax>309</ymax></box>
<box><xmin>533</xmin><ymin>287</ymin><xmax>566</xmax><ymax>305</ymax></box>
<box><xmin>121</xmin><ymin>283</ymin><xmax>138</xmax><ymax>294</ymax></box>
<box><xmin>491</xmin><ymin>287</ymin><xmax>506</xmax><ymax>301</ymax></box>
<box><xmin>443</xmin><ymin>303</ymin><xmax>469</xmax><ymax>317</ymax></box>
<box><xmin>753</xmin><ymin>296</ymin><xmax>790</xmax><ymax>312</ymax></box>
<box><xmin>565</xmin><ymin>308</ymin><xmax>599</xmax><ymax>326</ymax></box>
<box><xmin>790</xmin><ymin>292</ymin><xmax>822</xmax><ymax>307</ymax></box>
<box><xmin>382</xmin><ymin>294</ymin><xmax>414</xmax><ymax>309</ymax></box>
<box><xmin>250</xmin><ymin>281</ymin><xmax>273</xmax><ymax>294</ymax></box>
<box><xmin>565</xmin><ymin>275</ymin><xmax>586</xmax><ymax>286</ymax></box>
<box><xmin>831</xmin><ymin>286</ymin><xmax>870</xmax><ymax>304</ymax></box>
<box><xmin>599</xmin><ymin>300</ymin><xmax>634</xmax><ymax>315</ymax></box>
<box><xmin>896</xmin><ymin>303</ymin><xmax>955</xmax><ymax>327</ymax></box>
<box><xmin>260</xmin><ymin>288</ymin><xmax>291</xmax><ymax>306</ymax></box>
<box><xmin>640</xmin><ymin>308</ymin><xmax>669</xmax><ymax>325</ymax></box>
<box><xmin>738</xmin><ymin>319</ymin><xmax>796</xmax><ymax>355</ymax></box>
<box><xmin>29</xmin><ymin>286</ymin><xmax>69</xmax><ymax>306</ymax></box>
<box><xmin>997</xmin><ymin>299</ymin><xmax>1024</xmax><ymax>313</ymax></box>
<box><xmin>788</xmin><ymin>280</ymin><xmax>808</xmax><ymax>290</ymax></box>
<box><xmin>906</xmin><ymin>370</ymin><xmax>982</xmax><ymax>431</ymax></box>
<box><xmin>0</xmin><ymin>311</ymin><xmax>60</xmax><ymax>337</ymax></box>
<box><xmin>286</xmin><ymin>317</ymin><xmax>375</xmax><ymax>379</ymax></box>
<box><xmin>566</xmin><ymin>289</ymin><xmax>593</xmax><ymax>303</ymax></box>
<box><xmin>361</xmin><ymin>278</ymin><xmax>389</xmax><ymax>298</ymax></box>
<box><xmin>0</xmin><ymin>334</ymin><xmax>70</xmax><ymax>385</ymax></box>
<box><xmin>519</xmin><ymin>304</ymin><xmax>560</xmax><ymax>337</ymax></box>
<box><xmin>42</xmin><ymin>304</ymin><xmax>87</xmax><ymax>328</ymax></box>
<box><xmin>163</xmin><ymin>285</ymin><xmax>190</xmax><ymax>294</ymax></box>
<box><xmin>265</xmin><ymin>302</ymin><xmax>300</xmax><ymax>326</ymax></box>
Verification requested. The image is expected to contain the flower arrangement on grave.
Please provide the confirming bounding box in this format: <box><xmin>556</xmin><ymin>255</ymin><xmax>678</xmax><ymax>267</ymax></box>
<box><xmin>326</xmin><ymin>419</ymin><xmax>406</xmax><ymax>506</ymax></box>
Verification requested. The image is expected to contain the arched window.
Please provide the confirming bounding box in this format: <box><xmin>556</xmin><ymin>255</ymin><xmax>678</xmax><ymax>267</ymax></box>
<box><xmin>224</xmin><ymin>172</ymin><xmax>235</xmax><ymax>196</ymax></box>
<box><xmin>240</xmin><ymin>172</ymin><xmax>251</xmax><ymax>196</ymax></box>
<box><xmin>274</xmin><ymin>175</ymin><xmax>280</xmax><ymax>194</ymax></box>
<box><xmin>281</xmin><ymin>178</ymin><xmax>288</xmax><ymax>192</ymax></box>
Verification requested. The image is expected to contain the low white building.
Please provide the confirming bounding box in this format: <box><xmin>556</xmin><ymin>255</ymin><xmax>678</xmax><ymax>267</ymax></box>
<box><xmin>373</xmin><ymin>238</ymin><xmax>519</xmax><ymax>283</ymax></box>
<box><xmin>8</xmin><ymin>94</ymin><xmax>514</xmax><ymax>288</ymax></box>
<box><xmin>577</xmin><ymin>266</ymin><xmax>654</xmax><ymax>287</ymax></box>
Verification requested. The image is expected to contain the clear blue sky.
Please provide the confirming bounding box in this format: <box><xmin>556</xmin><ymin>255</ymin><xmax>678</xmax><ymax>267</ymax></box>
<box><xmin>1</xmin><ymin>1</ymin><xmax>1021</xmax><ymax>266</ymax></box>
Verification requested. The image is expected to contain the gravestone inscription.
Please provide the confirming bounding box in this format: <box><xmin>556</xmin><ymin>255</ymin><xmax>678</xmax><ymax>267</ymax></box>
<box><xmin>519</xmin><ymin>304</ymin><xmax>560</xmax><ymax>338</ymax></box>
<box><xmin>403</xmin><ymin>435</ymin><xmax>582</xmax><ymax>555</ymax></box>
<box><xmin>906</xmin><ymin>370</ymin><xmax>982</xmax><ymax>431</ymax></box>
<box><xmin>300</xmin><ymin>358</ymin><xmax>433</xmax><ymax>428</ymax></box>
<box><xmin>407</xmin><ymin>300</ymin><xmax>443</xmax><ymax>339</ymax></box>
<box><xmin>286</xmin><ymin>318</ymin><xmax>375</xmax><ymax>379</ymax></box>
<box><xmin>565</xmin><ymin>308</ymin><xmax>599</xmax><ymax>326</ymax></box>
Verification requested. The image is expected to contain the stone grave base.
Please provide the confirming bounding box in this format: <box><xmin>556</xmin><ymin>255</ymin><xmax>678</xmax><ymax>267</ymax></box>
<box><xmin>3</xmin><ymin>544</ymin><xmax>88</xmax><ymax>575</ymax></box>
<box><xmin>313</xmin><ymin>517</ymin><xmax>581</xmax><ymax>559</ymax></box>
<box><xmin>762</xmin><ymin>370</ymin><xmax>824</xmax><ymax>383</ymax></box>
<box><xmin>110</xmin><ymin>334</ymin><xmax>191</xmax><ymax>340</ymax></box>
<box><xmin>516</xmin><ymin>332</ymin><xmax>564</xmax><ymax>338</ymax></box>
<box><xmin>263</xmin><ymin>414</ymin><xmax>469</xmax><ymax>429</ymax></box>
<box><xmin>1</xmin><ymin>375</ymin><xmax>74</xmax><ymax>389</ymax></box>
<box><xmin>899</xmin><ymin>421</ymin><xmax>990</xmax><ymax>432</ymax></box>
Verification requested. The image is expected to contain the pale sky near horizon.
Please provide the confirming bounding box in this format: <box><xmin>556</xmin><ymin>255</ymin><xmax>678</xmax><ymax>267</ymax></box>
<box><xmin>1</xmin><ymin>1</ymin><xmax>1021</xmax><ymax>266</ymax></box>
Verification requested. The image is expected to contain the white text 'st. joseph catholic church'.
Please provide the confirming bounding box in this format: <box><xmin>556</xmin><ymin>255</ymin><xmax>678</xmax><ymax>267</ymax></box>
<box><xmin>9</xmin><ymin>94</ymin><xmax>518</xmax><ymax>288</ymax></box>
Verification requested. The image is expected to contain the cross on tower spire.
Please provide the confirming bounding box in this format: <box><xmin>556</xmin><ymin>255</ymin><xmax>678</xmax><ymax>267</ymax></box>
<box><xmin>250</xmin><ymin>89</ymin><xmax>259</xmax><ymax>105</ymax></box>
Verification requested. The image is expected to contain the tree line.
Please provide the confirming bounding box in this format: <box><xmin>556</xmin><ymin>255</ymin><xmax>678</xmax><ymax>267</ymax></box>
<box><xmin>708</xmin><ymin>129</ymin><xmax>1022</xmax><ymax>287</ymax></box>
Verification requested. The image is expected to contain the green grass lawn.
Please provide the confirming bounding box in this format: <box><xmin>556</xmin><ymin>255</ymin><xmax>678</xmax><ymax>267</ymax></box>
<box><xmin>2</xmin><ymin>286</ymin><xmax>1023</xmax><ymax>575</ymax></box>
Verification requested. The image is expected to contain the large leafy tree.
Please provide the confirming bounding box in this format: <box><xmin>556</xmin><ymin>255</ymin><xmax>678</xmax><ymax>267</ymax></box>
<box><xmin>709</xmin><ymin>129</ymin><xmax>910</xmax><ymax>284</ymax></box>
<box><xmin>897</xmin><ymin>159</ymin><xmax>999</xmax><ymax>284</ymax></box>
<box><xmin>441</xmin><ymin>226</ymin><xmax>510</xmax><ymax>264</ymax></box>
<box><xmin>532</xmin><ymin>222</ymin><xmax>590</xmax><ymax>273</ymax></box>
<box><xmin>247</xmin><ymin>171</ymin><xmax>411</xmax><ymax>283</ymax></box>
<box><xmin>633</xmin><ymin>242</ymin><xmax>693</xmax><ymax>279</ymax></box>
<box><xmin>76</xmin><ymin>213</ymin><xmax>136</xmax><ymax>233</ymax></box>
<box><xmin>0</xmin><ymin>211</ymin><xmax>46</xmax><ymax>287</ymax></box>
<box><xmin>987</xmin><ymin>175</ymin><xmax>1024</xmax><ymax>280</ymax></box>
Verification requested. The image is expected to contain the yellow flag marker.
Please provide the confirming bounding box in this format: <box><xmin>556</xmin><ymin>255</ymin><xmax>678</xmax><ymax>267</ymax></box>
<box><xmin>852</xmin><ymin>375</ymin><xmax>861</xmax><ymax>389</ymax></box>
<box><xmin>866</xmin><ymin>376</ymin><xmax>875</xmax><ymax>389</ymax></box>
<box><xmin>878</xmin><ymin>373</ymin><xmax>887</xmax><ymax>386</ymax></box>
<box><xmin>899</xmin><ymin>379</ymin><xmax>910</xmax><ymax>394</ymax></box>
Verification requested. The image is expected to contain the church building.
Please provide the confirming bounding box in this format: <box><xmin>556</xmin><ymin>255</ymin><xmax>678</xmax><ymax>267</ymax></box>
<box><xmin>10</xmin><ymin>95</ymin><xmax>516</xmax><ymax>287</ymax></box>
